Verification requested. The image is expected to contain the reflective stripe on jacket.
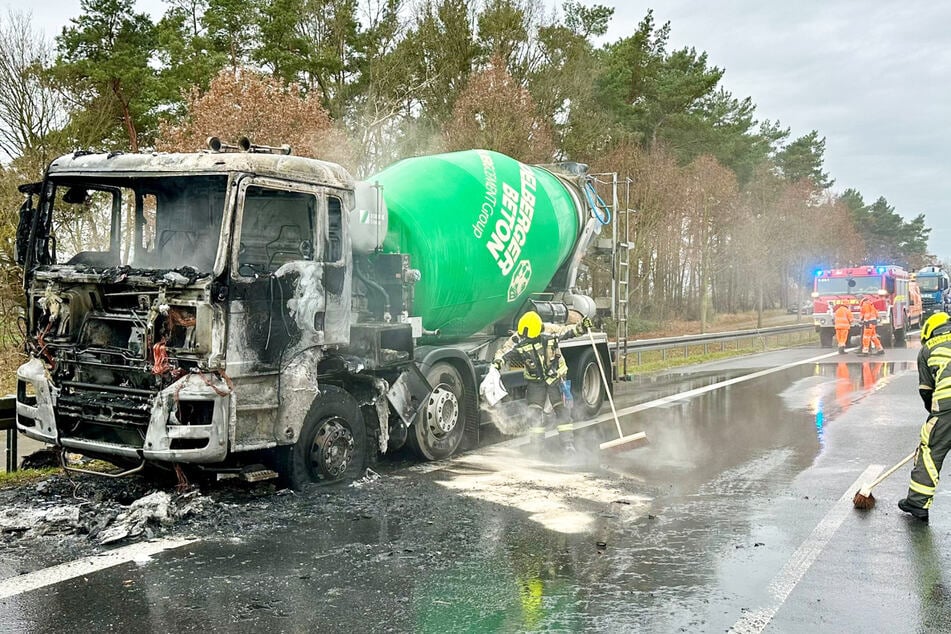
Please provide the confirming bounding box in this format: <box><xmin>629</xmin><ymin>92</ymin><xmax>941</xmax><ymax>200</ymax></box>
<box><xmin>494</xmin><ymin>322</ymin><xmax>584</xmax><ymax>384</ymax></box>
<box><xmin>920</xmin><ymin>326</ymin><xmax>951</xmax><ymax>413</ymax></box>
<box><xmin>833</xmin><ymin>305</ymin><xmax>853</xmax><ymax>329</ymax></box>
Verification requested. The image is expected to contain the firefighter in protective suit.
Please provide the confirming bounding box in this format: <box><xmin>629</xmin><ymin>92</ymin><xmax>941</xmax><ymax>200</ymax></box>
<box><xmin>833</xmin><ymin>303</ymin><xmax>853</xmax><ymax>354</ymax></box>
<box><xmin>899</xmin><ymin>312</ymin><xmax>951</xmax><ymax>522</ymax></box>
<box><xmin>859</xmin><ymin>295</ymin><xmax>884</xmax><ymax>356</ymax></box>
<box><xmin>494</xmin><ymin>311</ymin><xmax>593</xmax><ymax>454</ymax></box>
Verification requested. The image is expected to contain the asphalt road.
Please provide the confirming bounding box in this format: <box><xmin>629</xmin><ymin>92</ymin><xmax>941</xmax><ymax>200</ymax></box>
<box><xmin>2</xmin><ymin>340</ymin><xmax>948</xmax><ymax>633</ymax></box>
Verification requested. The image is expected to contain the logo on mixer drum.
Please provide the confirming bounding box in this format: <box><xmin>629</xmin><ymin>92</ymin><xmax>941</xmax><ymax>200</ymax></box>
<box><xmin>507</xmin><ymin>260</ymin><xmax>532</xmax><ymax>302</ymax></box>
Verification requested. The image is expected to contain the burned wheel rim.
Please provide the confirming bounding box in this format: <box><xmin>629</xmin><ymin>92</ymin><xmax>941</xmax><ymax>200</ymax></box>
<box><xmin>309</xmin><ymin>416</ymin><xmax>354</xmax><ymax>481</ymax></box>
<box><xmin>426</xmin><ymin>385</ymin><xmax>459</xmax><ymax>437</ymax></box>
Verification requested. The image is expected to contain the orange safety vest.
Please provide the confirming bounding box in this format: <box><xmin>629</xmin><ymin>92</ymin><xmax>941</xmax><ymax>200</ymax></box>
<box><xmin>860</xmin><ymin>300</ymin><xmax>878</xmax><ymax>322</ymax></box>
<box><xmin>833</xmin><ymin>305</ymin><xmax>852</xmax><ymax>329</ymax></box>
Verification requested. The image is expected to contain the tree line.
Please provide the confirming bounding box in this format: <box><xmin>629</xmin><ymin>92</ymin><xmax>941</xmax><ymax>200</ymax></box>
<box><xmin>0</xmin><ymin>0</ymin><xmax>934</xmax><ymax>333</ymax></box>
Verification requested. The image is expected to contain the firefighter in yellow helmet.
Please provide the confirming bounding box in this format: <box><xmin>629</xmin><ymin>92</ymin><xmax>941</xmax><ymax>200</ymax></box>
<box><xmin>493</xmin><ymin>310</ymin><xmax>594</xmax><ymax>454</ymax></box>
<box><xmin>899</xmin><ymin>311</ymin><xmax>951</xmax><ymax>522</ymax></box>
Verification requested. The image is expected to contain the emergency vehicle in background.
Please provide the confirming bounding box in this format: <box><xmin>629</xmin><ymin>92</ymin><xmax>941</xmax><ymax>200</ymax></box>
<box><xmin>811</xmin><ymin>265</ymin><xmax>921</xmax><ymax>348</ymax></box>
<box><xmin>914</xmin><ymin>266</ymin><xmax>950</xmax><ymax>320</ymax></box>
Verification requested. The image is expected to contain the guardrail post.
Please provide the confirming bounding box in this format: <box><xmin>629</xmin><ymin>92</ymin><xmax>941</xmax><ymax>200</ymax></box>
<box><xmin>5</xmin><ymin>431</ymin><xmax>16</xmax><ymax>472</ymax></box>
<box><xmin>1</xmin><ymin>395</ymin><xmax>17</xmax><ymax>472</ymax></box>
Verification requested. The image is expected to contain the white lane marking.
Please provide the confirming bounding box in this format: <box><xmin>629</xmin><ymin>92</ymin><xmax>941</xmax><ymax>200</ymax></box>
<box><xmin>0</xmin><ymin>537</ymin><xmax>197</xmax><ymax>600</ymax></box>
<box><xmin>412</xmin><ymin>350</ymin><xmax>842</xmax><ymax>474</ymax></box>
<box><xmin>729</xmin><ymin>464</ymin><xmax>883</xmax><ymax>633</ymax></box>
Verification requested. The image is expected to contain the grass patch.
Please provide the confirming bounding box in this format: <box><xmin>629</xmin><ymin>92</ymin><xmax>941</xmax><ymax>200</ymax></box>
<box><xmin>0</xmin><ymin>466</ymin><xmax>59</xmax><ymax>488</ymax></box>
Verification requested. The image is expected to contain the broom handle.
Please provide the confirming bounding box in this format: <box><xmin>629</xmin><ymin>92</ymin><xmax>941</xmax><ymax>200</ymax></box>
<box><xmin>867</xmin><ymin>450</ymin><xmax>917</xmax><ymax>489</ymax></box>
<box><xmin>587</xmin><ymin>330</ymin><xmax>623</xmax><ymax>437</ymax></box>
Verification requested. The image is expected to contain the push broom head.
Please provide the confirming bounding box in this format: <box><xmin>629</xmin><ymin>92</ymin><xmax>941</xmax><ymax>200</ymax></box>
<box><xmin>852</xmin><ymin>489</ymin><xmax>876</xmax><ymax>510</ymax></box>
<box><xmin>600</xmin><ymin>431</ymin><xmax>649</xmax><ymax>453</ymax></box>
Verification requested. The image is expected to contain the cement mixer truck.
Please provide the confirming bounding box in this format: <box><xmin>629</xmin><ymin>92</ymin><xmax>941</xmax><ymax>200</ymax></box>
<box><xmin>13</xmin><ymin>144</ymin><xmax>613</xmax><ymax>488</ymax></box>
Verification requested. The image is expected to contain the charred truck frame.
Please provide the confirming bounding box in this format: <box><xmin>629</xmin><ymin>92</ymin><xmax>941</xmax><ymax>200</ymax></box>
<box><xmin>14</xmin><ymin>143</ymin><xmax>612</xmax><ymax>488</ymax></box>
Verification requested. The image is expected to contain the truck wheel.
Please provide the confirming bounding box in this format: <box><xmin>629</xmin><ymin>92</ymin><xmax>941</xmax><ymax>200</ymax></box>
<box><xmin>880</xmin><ymin>325</ymin><xmax>893</xmax><ymax>348</ymax></box>
<box><xmin>571</xmin><ymin>347</ymin><xmax>605</xmax><ymax>419</ymax></box>
<box><xmin>409</xmin><ymin>361</ymin><xmax>467</xmax><ymax>460</ymax></box>
<box><xmin>280</xmin><ymin>385</ymin><xmax>368</xmax><ymax>490</ymax></box>
<box><xmin>819</xmin><ymin>328</ymin><xmax>834</xmax><ymax>348</ymax></box>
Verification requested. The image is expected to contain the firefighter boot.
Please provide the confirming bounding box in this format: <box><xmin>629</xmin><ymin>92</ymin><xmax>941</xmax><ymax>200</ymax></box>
<box><xmin>553</xmin><ymin>404</ymin><xmax>576</xmax><ymax>456</ymax></box>
<box><xmin>558</xmin><ymin>429</ymin><xmax>577</xmax><ymax>456</ymax></box>
<box><xmin>838</xmin><ymin>346</ymin><xmax>846</xmax><ymax>354</ymax></box>
<box><xmin>874</xmin><ymin>348</ymin><xmax>885</xmax><ymax>355</ymax></box>
<box><xmin>527</xmin><ymin>427</ymin><xmax>546</xmax><ymax>455</ymax></box>
<box><xmin>898</xmin><ymin>498</ymin><xmax>929</xmax><ymax>522</ymax></box>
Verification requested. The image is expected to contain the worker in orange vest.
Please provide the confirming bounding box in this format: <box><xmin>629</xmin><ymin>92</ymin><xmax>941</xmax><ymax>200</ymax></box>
<box><xmin>859</xmin><ymin>295</ymin><xmax>884</xmax><ymax>356</ymax></box>
<box><xmin>833</xmin><ymin>303</ymin><xmax>853</xmax><ymax>354</ymax></box>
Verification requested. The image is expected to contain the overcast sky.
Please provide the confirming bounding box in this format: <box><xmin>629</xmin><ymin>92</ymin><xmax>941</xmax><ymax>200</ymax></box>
<box><xmin>15</xmin><ymin>1</ymin><xmax>951</xmax><ymax>260</ymax></box>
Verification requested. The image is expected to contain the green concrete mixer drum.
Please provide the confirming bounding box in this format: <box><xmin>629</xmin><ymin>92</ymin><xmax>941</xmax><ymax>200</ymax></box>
<box><xmin>372</xmin><ymin>150</ymin><xmax>584</xmax><ymax>339</ymax></box>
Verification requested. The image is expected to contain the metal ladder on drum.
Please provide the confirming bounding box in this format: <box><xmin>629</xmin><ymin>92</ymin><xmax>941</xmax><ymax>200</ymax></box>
<box><xmin>612</xmin><ymin>177</ymin><xmax>633</xmax><ymax>381</ymax></box>
<box><xmin>588</xmin><ymin>172</ymin><xmax>634</xmax><ymax>381</ymax></box>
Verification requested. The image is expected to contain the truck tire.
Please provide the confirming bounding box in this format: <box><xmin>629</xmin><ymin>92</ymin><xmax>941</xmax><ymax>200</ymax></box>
<box><xmin>280</xmin><ymin>385</ymin><xmax>368</xmax><ymax>490</ymax></box>
<box><xmin>819</xmin><ymin>328</ymin><xmax>834</xmax><ymax>348</ymax></box>
<box><xmin>409</xmin><ymin>361</ymin><xmax>467</xmax><ymax>460</ymax></box>
<box><xmin>571</xmin><ymin>347</ymin><xmax>605</xmax><ymax>419</ymax></box>
<box><xmin>880</xmin><ymin>325</ymin><xmax>893</xmax><ymax>348</ymax></box>
<box><xmin>895</xmin><ymin>312</ymin><xmax>907</xmax><ymax>346</ymax></box>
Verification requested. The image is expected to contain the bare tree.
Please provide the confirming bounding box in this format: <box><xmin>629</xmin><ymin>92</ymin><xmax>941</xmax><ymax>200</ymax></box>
<box><xmin>157</xmin><ymin>68</ymin><xmax>353</xmax><ymax>169</ymax></box>
<box><xmin>0</xmin><ymin>10</ymin><xmax>65</xmax><ymax>162</ymax></box>
<box><xmin>442</xmin><ymin>55</ymin><xmax>555</xmax><ymax>163</ymax></box>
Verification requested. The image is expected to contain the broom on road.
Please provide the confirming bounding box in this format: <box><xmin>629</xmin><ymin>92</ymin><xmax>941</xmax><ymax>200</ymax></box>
<box><xmin>587</xmin><ymin>331</ymin><xmax>648</xmax><ymax>452</ymax></box>
<box><xmin>853</xmin><ymin>450</ymin><xmax>917</xmax><ymax>510</ymax></box>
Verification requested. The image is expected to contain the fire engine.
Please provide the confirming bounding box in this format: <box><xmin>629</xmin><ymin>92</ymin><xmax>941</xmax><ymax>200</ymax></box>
<box><xmin>811</xmin><ymin>265</ymin><xmax>920</xmax><ymax>348</ymax></box>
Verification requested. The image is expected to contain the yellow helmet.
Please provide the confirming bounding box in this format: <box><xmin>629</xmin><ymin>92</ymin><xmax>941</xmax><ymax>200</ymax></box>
<box><xmin>922</xmin><ymin>312</ymin><xmax>950</xmax><ymax>342</ymax></box>
<box><xmin>517</xmin><ymin>311</ymin><xmax>543</xmax><ymax>339</ymax></box>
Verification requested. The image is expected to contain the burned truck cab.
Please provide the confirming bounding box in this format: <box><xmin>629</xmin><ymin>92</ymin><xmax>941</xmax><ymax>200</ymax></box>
<box><xmin>14</xmin><ymin>148</ymin><xmax>381</xmax><ymax>481</ymax></box>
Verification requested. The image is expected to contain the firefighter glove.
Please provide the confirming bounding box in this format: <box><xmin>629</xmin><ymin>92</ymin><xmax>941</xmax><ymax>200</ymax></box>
<box><xmin>581</xmin><ymin>317</ymin><xmax>594</xmax><ymax>332</ymax></box>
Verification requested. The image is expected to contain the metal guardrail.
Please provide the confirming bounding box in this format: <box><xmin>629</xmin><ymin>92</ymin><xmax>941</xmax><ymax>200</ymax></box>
<box><xmin>610</xmin><ymin>322</ymin><xmax>816</xmax><ymax>368</ymax></box>
<box><xmin>1</xmin><ymin>394</ymin><xmax>16</xmax><ymax>472</ymax></box>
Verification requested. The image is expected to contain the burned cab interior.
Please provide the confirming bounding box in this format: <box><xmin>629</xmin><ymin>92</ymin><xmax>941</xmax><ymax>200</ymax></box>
<box><xmin>24</xmin><ymin>175</ymin><xmax>228</xmax><ymax>274</ymax></box>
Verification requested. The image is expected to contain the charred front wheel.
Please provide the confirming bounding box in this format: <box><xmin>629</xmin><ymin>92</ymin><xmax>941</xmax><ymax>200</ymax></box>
<box><xmin>282</xmin><ymin>385</ymin><xmax>368</xmax><ymax>490</ymax></box>
<box><xmin>409</xmin><ymin>362</ymin><xmax>467</xmax><ymax>461</ymax></box>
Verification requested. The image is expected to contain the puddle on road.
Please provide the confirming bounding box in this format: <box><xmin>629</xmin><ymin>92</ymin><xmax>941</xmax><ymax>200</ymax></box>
<box><xmin>780</xmin><ymin>361</ymin><xmax>914</xmax><ymax>448</ymax></box>
<box><xmin>600</xmin><ymin>360</ymin><xmax>916</xmax><ymax>488</ymax></box>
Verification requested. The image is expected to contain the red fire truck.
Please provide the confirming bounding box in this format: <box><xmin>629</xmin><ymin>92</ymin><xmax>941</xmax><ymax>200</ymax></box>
<box><xmin>811</xmin><ymin>265</ymin><xmax>920</xmax><ymax>348</ymax></box>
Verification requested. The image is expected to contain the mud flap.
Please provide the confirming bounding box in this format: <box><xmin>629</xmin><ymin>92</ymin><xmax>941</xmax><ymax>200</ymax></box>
<box><xmin>386</xmin><ymin>365</ymin><xmax>431</xmax><ymax>426</ymax></box>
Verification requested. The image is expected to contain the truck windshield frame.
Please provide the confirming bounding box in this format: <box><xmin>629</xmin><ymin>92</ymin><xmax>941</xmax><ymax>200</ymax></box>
<box><xmin>816</xmin><ymin>275</ymin><xmax>883</xmax><ymax>295</ymax></box>
<box><xmin>918</xmin><ymin>276</ymin><xmax>941</xmax><ymax>292</ymax></box>
<box><xmin>232</xmin><ymin>177</ymin><xmax>346</xmax><ymax>278</ymax></box>
<box><xmin>31</xmin><ymin>174</ymin><xmax>229</xmax><ymax>274</ymax></box>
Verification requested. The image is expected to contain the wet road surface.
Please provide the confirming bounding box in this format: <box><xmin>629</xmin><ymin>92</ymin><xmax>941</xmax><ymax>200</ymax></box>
<box><xmin>3</xmin><ymin>342</ymin><xmax>950</xmax><ymax>633</ymax></box>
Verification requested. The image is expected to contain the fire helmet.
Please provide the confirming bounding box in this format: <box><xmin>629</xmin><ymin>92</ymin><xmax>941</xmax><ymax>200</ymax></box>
<box><xmin>517</xmin><ymin>311</ymin><xmax>543</xmax><ymax>339</ymax></box>
<box><xmin>921</xmin><ymin>312</ymin><xmax>950</xmax><ymax>342</ymax></box>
